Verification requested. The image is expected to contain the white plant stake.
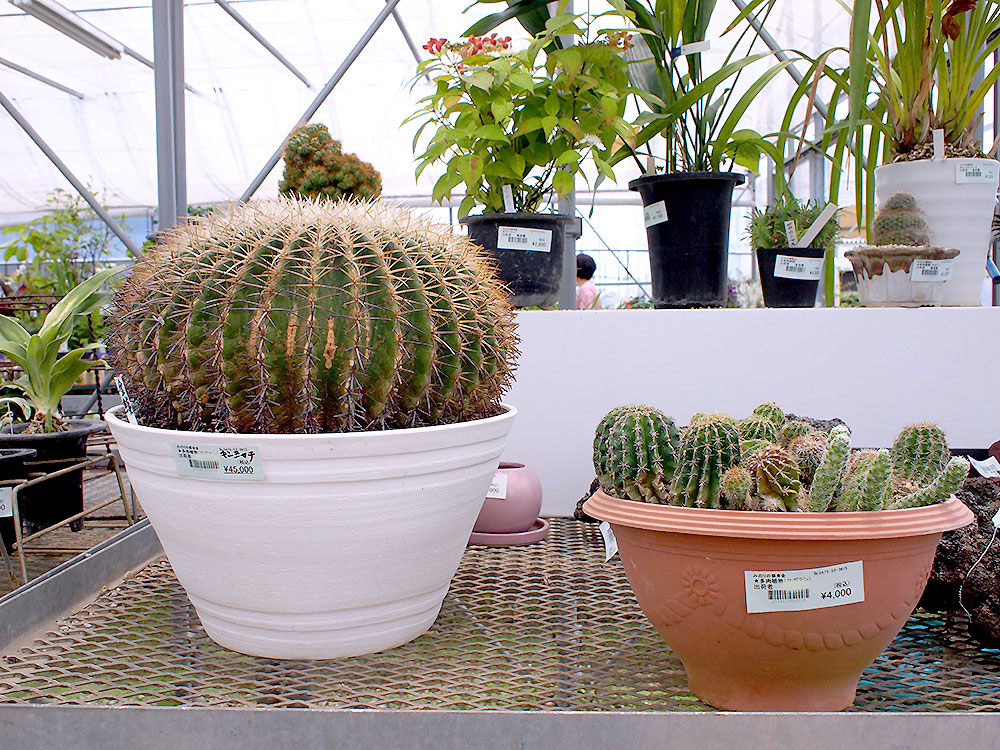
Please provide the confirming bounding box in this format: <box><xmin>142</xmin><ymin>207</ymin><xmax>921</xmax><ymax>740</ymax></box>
<box><xmin>796</xmin><ymin>203</ymin><xmax>838</xmax><ymax>248</ymax></box>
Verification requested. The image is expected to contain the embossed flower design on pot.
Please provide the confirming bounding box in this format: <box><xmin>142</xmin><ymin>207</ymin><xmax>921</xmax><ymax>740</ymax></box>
<box><xmin>682</xmin><ymin>566</ymin><xmax>720</xmax><ymax>607</ymax></box>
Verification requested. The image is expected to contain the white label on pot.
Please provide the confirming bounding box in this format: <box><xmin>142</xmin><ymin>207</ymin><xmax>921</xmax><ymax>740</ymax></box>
<box><xmin>956</xmin><ymin>161</ymin><xmax>999</xmax><ymax>184</ymax></box>
<box><xmin>744</xmin><ymin>560</ymin><xmax>865</xmax><ymax>613</ymax></box>
<box><xmin>774</xmin><ymin>254</ymin><xmax>823</xmax><ymax>280</ymax></box>
<box><xmin>497</xmin><ymin>226</ymin><xmax>552</xmax><ymax>252</ymax></box>
<box><xmin>0</xmin><ymin>487</ymin><xmax>12</xmax><ymax>518</ymax></box>
<box><xmin>113</xmin><ymin>376</ymin><xmax>139</xmax><ymax>425</ymax></box>
<box><xmin>501</xmin><ymin>185</ymin><xmax>515</xmax><ymax>213</ymax></box>
<box><xmin>911</xmin><ymin>258</ymin><xmax>954</xmax><ymax>282</ymax></box>
<box><xmin>643</xmin><ymin>201</ymin><xmax>668</xmax><ymax>227</ymax></box>
<box><xmin>969</xmin><ymin>455</ymin><xmax>1000</xmax><ymax>478</ymax></box>
<box><xmin>486</xmin><ymin>472</ymin><xmax>508</xmax><ymax>500</ymax></box>
<box><xmin>783</xmin><ymin>220</ymin><xmax>799</xmax><ymax>247</ymax></box>
<box><xmin>173</xmin><ymin>444</ymin><xmax>264</xmax><ymax>481</ymax></box>
<box><xmin>678</xmin><ymin>40</ymin><xmax>710</xmax><ymax>56</ymax></box>
<box><xmin>599</xmin><ymin>521</ymin><xmax>618</xmax><ymax>562</ymax></box>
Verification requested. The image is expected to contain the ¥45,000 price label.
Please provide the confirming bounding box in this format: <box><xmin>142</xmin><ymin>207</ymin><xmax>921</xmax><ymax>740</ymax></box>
<box><xmin>173</xmin><ymin>444</ymin><xmax>264</xmax><ymax>481</ymax></box>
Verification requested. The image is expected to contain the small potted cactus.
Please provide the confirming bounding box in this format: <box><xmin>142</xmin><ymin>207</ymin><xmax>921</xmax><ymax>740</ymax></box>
<box><xmin>105</xmin><ymin>197</ymin><xmax>518</xmax><ymax>660</ymax></box>
<box><xmin>584</xmin><ymin>403</ymin><xmax>973</xmax><ymax>712</ymax></box>
<box><xmin>845</xmin><ymin>191</ymin><xmax>960</xmax><ymax>306</ymax></box>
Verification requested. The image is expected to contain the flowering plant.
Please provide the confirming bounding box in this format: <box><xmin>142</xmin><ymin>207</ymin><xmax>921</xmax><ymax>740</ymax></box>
<box><xmin>406</xmin><ymin>8</ymin><xmax>636</xmax><ymax>216</ymax></box>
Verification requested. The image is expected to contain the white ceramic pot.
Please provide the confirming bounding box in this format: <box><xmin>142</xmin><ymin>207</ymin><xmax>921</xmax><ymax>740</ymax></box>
<box><xmin>845</xmin><ymin>245</ymin><xmax>959</xmax><ymax>307</ymax></box>
<box><xmin>105</xmin><ymin>405</ymin><xmax>516</xmax><ymax>659</ymax></box>
<box><xmin>875</xmin><ymin>158</ymin><xmax>999</xmax><ymax>306</ymax></box>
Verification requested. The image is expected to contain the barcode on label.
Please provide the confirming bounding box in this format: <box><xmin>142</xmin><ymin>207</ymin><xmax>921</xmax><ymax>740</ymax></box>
<box><xmin>911</xmin><ymin>258</ymin><xmax>954</xmax><ymax>282</ymax></box>
<box><xmin>768</xmin><ymin>589</ymin><xmax>809</xmax><ymax>601</ymax></box>
<box><xmin>173</xmin><ymin>444</ymin><xmax>264</xmax><ymax>481</ymax></box>
<box><xmin>189</xmin><ymin>458</ymin><xmax>220</xmax><ymax>470</ymax></box>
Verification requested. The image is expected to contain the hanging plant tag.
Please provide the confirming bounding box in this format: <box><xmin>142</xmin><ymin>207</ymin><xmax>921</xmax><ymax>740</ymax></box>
<box><xmin>501</xmin><ymin>185</ymin><xmax>515</xmax><ymax>213</ymax></box>
<box><xmin>969</xmin><ymin>455</ymin><xmax>1000</xmax><ymax>478</ymax></box>
<box><xmin>955</xmin><ymin>161</ymin><xmax>999</xmax><ymax>184</ymax></box>
<box><xmin>497</xmin><ymin>226</ymin><xmax>552</xmax><ymax>252</ymax></box>
<box><xmin>774</xmin><ymin>254</ymin><xmax>822</xmax><ymax>280</ymax></box>
<box><xmin>0</xmin><ymin>487</ymin><xmax>12</xmax><ymax>519</ymax></box>
<box><xmin>910</xmin><ymin>259</ymin><xmax>954</xmax><ymax>282</ymax></box>
<box><xmin>933</xmin><ymin>128</ymin><xmax>945</xmax><ymax>161</ymax></box>
<box><xmin>599</xmin><ymin>521</ymin><xmax>618</xmax><ymax>562</ymax></box>
<box><xmin>114</xmin><ymin>376</ymin><xmax>139</xmax><ymax>425</ymax></box>
<box><xmin>783</xmin><ymin>220</ymin><xmax>799</xmax><ymax>247</ymax></box>
<box><xmin>486</xmin><ymin>472</ymin><xmax>508</xmax><ymax>500</ymax></box>
<box><xmin>744</xmin><ymin>561</ymin><xmax>864</xmax><ymax>613</ymax></box>
<box><xmin>173</xmin><ymin>444</ymin><xmax>264</xmax><ymax>481</ymax></box>
<box><xmin>643</xmin><ymin>201</ymin><xmax>668</xmax><ymax>227</ymax></box>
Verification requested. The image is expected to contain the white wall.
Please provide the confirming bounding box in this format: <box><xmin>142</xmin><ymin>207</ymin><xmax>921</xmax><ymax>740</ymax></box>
<box><xmin>503</xmin><ymin>308</ymin><xmax>1000</xmax><ymax>516</ymax></box>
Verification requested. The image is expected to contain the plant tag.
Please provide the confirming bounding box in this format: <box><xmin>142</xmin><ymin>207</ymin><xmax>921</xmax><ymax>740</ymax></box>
<box><xmin>0</xmin><ymin>487</ymin><xmax>12</xmax><ymax>519</ymax></box>
<box><xmin>969</xmin><ymin>455</ymin><xmax>1000</xmax><ymax>478</ymax></box>
<box><xmin>497</xmin><ymin>226</ymin><xmax>552</xmax><ymax>252</ymax></box>
<box><xmin>173</xmin><ymin>444</ymin><xmax>264</xmax><ymax>481</ymax></box>
<box><xmin>774</xmin><ymin>254</ymin><xmax>823</xmax><ymax>280</ymax></box>
<box><xmin>955</xmin><ymin>160</ymin><xmax>999</xmax><ymax>184</ymax></box>
<box><xmin>796</xmin><ymin>203</ymin><xmax>838</xmax><ymax>248</ymax></box>
<box><xmin>783</xmin><ymin>220</ymin><xmax>799</xmax><ymax>247</ymax></box>
<box><xmin>744</xmin><ymin>561</ymin><xmax>864</xmax><ymax>613</ymax></box>
<box><xmin>643</xmin><ymin>201</ymin><xmax>668</xmax><ymax>227</ymax></box>
<box><xmin>486</xmin><ymin>472</ymin><xmax>508</xmax><ymax>500</ymax></box>
<box><xmin>933</xmin><ymin>128</ymin><xmax>945</xmax><ymax>161</ymax></box>
<box><xmin>676</xmin><ymin>40</ymin><xmax>710</xmax><ymax>56</ymax></box>
<box><xmin>501</xmin><ymin>185</ymin><xmax>515</xmax><ymax>213</ymax></box>
<box><xmin>910</xmin><ymin>258</ymin><xmax>954</xmax><ymax>282</ymax></box>
<box><xmin>114</xmin><ymin>376</ymin><xmax>139</xmax><ymax>425</ymax></box>
<box><xmin>599</xmin><ymin>521</ymin><xmax>618</xmax><ymax>562</ymax></box>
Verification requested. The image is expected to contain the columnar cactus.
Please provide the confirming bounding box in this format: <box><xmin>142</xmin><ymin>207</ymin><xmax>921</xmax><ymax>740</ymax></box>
<box><xmin>891</xmin><ymin>423</ymin><xmax>950</xmax><ymax>489</ymax></box>
<box><xmin>593</xmin><ymin>405</ymin><xmax>680</xmax><ymax>503</ymax></box>
<box><xmin>871</xmin><ymin>191</ymin><xmax>931</xmax><ymax>246</ymax></box>
<box><xmin>110</xmin><ymin>198</ymin><xmax>517</xmax><ymax>433</ymax></box>
<box><xmin>751</xmin><ymin>402</ymin><xmax>785</xmax><ymax>426</ymax></box>
<box><xmin>671</xmin><ymin>414</ymin><xmax>742</xmax><ymax>508</ymax></box>
<box><xmin>805</xmin><ymin>427</ymin><xmax>851</xmax><ymax>512</ymax></box>
<box><xmin>789</xmin><ymin>431</ymin><xmax>829</xmax><ymax>487</ymax></box>
<box><xmin>738</xmin><ymin>414</ymin><xmax>779</xmax><ymax>443</ymax></box>
<box><xmin>752</xmin><ymin>445</ymin><xmax>802</xmax><ymax>511</ymax></box>
<box><xmin>889</xmin><ymin>456</ymin><xmax>969</xmax><ymax>509</ymax></box>
<box><xmin>837</xmin><ymin>449</ymin><xmax>892</xmax><ymax>511</ymax></box>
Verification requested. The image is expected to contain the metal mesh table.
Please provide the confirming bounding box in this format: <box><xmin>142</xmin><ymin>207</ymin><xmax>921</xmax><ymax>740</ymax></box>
<box><xmin>2</xmin><ymin>519</ymin><xmax>998</xmax><ymax>712</ymax></box>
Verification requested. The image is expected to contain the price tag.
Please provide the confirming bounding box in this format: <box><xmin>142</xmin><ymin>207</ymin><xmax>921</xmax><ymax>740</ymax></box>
<box><xmin>969</xmin><ymin>455</ymin><xmax>1000</xmax><ymax>478</ymax></box>
<box><xmin>643</xmin><ymin>201</ymin><xmax>668</xmax><ymax>227</ymax></box>
<box><xmin>910</xmin><ymin>258</ymin><xmax>954</xmax><ymax>282</ymax></box>
<box><xmin>783</xmin><ymin>220</ymin><xmax>799</xmax><ymax>247</ymax></box>
<box><xmin>497</xmin><ymin>226</ymin><xmax>552</xmax><ymax>252</ymax></box>
<box><xmin>599</xmin><ymin>521</ymin><xmax>618</xmax><ymax>562</ymax></box>
<box><xmin>173</xmin><ymin>444</ymin><xmax>264</xmax><ymax>481</ymax></box>
<box><xmin>501</xmin><ymin>185</ymin><xmax>515</xmax><ymax>213</ymax></box>
<box><xmin>114</xmin><ymin>376</ymin><xmax>139</xmax><ymax>425</ymax></box>
<box><xmin>669</xmin><ymin>40</ymin><xmax>710</xmax><ymax>57</ymax></box>
<box><xmin>956</xmin><ymin>161</ymin><xmax>999</xmax><ymax>184</ymax></box>
<box><xmin>745</xmin><ymin>561</ymin><xmax>864</xmax><ymax>613</ymax></box>
<box><xmin>0</xmin><ymin>487</ymin><xmax>12</xmax><ymax>519</ymax></box>
<box><xmin>774</xmin><ymin>254</ymin><xmax>823</xmax><ymax>280</ymax></box>
<box><xmin>486</xmin><ymin>472</ymin><xmax>508</xmax><ymax>500</ymax></box>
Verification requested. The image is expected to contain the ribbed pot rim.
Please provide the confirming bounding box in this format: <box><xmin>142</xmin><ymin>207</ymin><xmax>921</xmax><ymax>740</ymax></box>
<box><xmin>583</xmin><ymin>489</ymin><xmax>973</xmax><ymax>540</ymax></box>
<box><xmin>460</xmin><ymin>213</ymin><xmax>572</xmax><ymax>224</ymax></box>
<box><xmin>628</xmin><ymin>171</ymin><xmax>747</xmax><ymax>190</ymax></box>
<box><xmin>0</xmin><ymin>419</ymin><xmax>105</xmax><ymax>441</ymax></box>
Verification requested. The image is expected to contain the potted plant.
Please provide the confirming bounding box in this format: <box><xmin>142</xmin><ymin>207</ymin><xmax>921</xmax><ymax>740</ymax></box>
<box><xmin>746</xmin><ymin>195</ymin><xmax>839</xmax><ymax>307</ymax></box>
<box><xmin>845</xmin><ymin>190</ymin><xmax>960</xmax><ymax>306</ymax></box>
<box><xmin>406</xmin><ymin>6</ymin><xmax>635</xmax><ymax>307</ymax></box>
<box><xmin>105</xmin><ymin>197</ymin><xmax>519</xmax><ymax>660</ymax></box>
<box><xmin>584</xmin><ymin>403</ymin><xmax>973</xmax><ymax>711</ymax></box>
<box><xmin>469</xmin><ymin>461</ymin><xmax>547</xmax><ymax>546</ymax></box>
<box><xmin>0</xmin><ymin>267</ymin><xmax>115</xmax><ymax>537</ymax></box>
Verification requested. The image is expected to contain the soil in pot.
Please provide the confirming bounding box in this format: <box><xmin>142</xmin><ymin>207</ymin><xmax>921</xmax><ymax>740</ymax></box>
<box><xmin>754</xmin><ymin>247</ymin><xmax>824</xmax><ymax>307</ymax></box>
<box><xmin>0</xmin><ymin>448</ymin><xmax>37</xmax><ymax>552</ymax></box>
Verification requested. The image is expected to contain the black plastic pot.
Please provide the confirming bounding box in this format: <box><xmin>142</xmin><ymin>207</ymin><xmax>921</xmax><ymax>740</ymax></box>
<box><xmin>755</xmin><ymin>246</ymin><xmax>826</xmax><ymax>308</ymax></box>
<box><xmin>629</xmin><ymin>172</ymin><xmax>745</xmax><ymax>308</ymax></box>
<box><xmin>461</xmin><ymin>213</ymin><xmax>572</xmax><ymax>308</ymax></box>
<box><xmin>0</xmin><ymin>448</ymin><xmax>37</xmax><ymax>553</ymax></box>
<box><xmin>0</xmin><ymin>420</ymin><xmax>105</xmax><ymax>536</ymax></box>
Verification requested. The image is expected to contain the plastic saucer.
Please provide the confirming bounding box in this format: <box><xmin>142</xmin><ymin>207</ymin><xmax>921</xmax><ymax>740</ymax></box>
<box><xmin>468</xmin><ymin>517</ymin><xmax>549</xmax><ymax>546</ymax></box>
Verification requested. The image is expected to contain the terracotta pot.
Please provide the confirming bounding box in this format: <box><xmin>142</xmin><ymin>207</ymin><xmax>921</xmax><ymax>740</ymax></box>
<box><xmin>583</xmin><ymin>489</ymin><xmax>974</xmax><ymax>711</ymax></box>
<box><xmin>473</xmin><ymin>462</ymin><xmax>543</xmax><ymax>534</ymax></box>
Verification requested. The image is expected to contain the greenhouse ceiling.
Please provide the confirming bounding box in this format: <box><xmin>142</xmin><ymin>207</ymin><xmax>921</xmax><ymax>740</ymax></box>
<box><xmin>0</xmin><ymin>0</ymin><xmax>850</xmax><ymax>222</ymax></box>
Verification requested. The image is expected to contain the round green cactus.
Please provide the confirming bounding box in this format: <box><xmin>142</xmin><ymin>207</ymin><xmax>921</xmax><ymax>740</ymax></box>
<box><xmin>110</xmin><ymin>198</ymin><xmax>517</xmax><ymax>433</ymax></box>
<box><xmin>891</xmin><ymin>423</ymin><xmax>950</xmax><ymax>489</ymax></box>
<box><xmin>751</xmin><ymin>402</ymin><xmax>786</xmax><ymax>426</ymax></box>
<box><xmin>752</xmin><ymin>445</ymin><xmax>802</xmax><ymax>511</ymax></box>
<box><xmin>720</xmin><ymin>465</ymin><xmax>753</xmax><ymax>510</ymax></box>
<box><xmin>738</xmin><ymin>414</ymin><xmax>779</xmax><ymax>443</ymax></box>
<box><xmin>593</xmin><ymin>405</ymin><xmax>680</xmax><ymax>503</ymax></box>
<box><xmin>871</xmin><ymin>191</ymin><xmax>931</xmax><ymax>247</ymax></box>
<box><xmin>778</xmin><ymin>420</ymin><xmax>814</xmax><ymax>447</ymax></box>
<box><xmin>671</xmin><ymin>413</ymin><xmax>742</xmax><ymax>508</ymax></box>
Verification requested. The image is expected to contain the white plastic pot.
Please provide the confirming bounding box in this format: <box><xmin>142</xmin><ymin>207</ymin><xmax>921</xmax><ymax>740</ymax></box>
<box><xmin>105</xmin><ymin>405</ymin><xmax>516</xmax><ymax>659</ymax></box>
<box><xmin>875</xmin><ymin>158</ymin><xmax>999</xmax><ymax>306</ymax></box>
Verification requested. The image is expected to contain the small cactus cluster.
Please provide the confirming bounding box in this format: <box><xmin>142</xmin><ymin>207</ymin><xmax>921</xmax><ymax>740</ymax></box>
<box><xmin>593</xmin><ymin>403</ymin><xmax>968</xmax><ymax>512</ymax></box>
<box><xmin>279</xmin><ymin>123</ymin><xmax>382</xmax><ymax>203</ymax></box>
<box><xmin>110</xmin><ymin>197</ymin><xmax>518</xmax><ymax>434</ymax></box>
<box><xmin>871</xmin><ymin>191</ymin><xmax>931</xmax><ymax>247</ymax></box>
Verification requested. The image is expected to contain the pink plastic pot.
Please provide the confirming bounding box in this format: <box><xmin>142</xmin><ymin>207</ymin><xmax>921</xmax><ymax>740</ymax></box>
<box><xmin>473</xmin><ymin>462</ymin><xmax>543</xmax><ymax>534</ymax></box>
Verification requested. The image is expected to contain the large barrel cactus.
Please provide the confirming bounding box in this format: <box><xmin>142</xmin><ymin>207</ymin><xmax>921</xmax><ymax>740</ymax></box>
<box><xmin>110</xmin><ymin>198</ymin><xmax>518</xmax><ymax>433</ymax></box>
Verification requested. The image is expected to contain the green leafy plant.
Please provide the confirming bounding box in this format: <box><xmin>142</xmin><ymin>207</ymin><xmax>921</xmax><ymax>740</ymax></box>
<box><xmin>746</xmin><ymin>195</ymin><xmax>839</xmax><ymax>251</ymax></box>
<box><xmin>279</xmin><ymin>123</ymin><xmax>382</xmax><ymax>202</ymax></box>
<box><xmin>407</xmin><ymin>6</ymin><xmax>635</xmax><ymax>216</ymax></box>
<box><xmin>0</xmin><ymin>266</ymin><xmax>116</xmax><ymax>433</ymax></box>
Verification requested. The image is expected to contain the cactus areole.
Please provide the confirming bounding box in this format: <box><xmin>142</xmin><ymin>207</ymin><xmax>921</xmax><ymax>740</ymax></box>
<box><xmin>110</xmin><ymin>198</ymin><xmax>519</xmax><ymax>434</ymax></box>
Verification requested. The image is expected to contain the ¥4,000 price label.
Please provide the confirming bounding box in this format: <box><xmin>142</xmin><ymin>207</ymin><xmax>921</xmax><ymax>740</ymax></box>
<box><xmin>497</xmin><ymin>226</ymin><xmax>552</xmax><ymax>252</ymax></box>
<box><xmin>0</xmin><ymin>487</ymin><xmax>12</xmax><ymax>518</ymax></box>
<box><xmin>745</xmin><ymin>560</ymin><xmax>864</xmax><ymax>613</ymax></box>
<box><xmin>173</xmin><ymin>444</ymin><xmax>264</xmax><ymax>481</ymax></box>
<box><xmin>911</xmin><ymin>259</ymin><xmax>954</xmax><ymax>282</ymax></box>
<box><xmin>774</xmin><ymin>254</ymin><xmax>823</xmax><ymax>281</ymax></box>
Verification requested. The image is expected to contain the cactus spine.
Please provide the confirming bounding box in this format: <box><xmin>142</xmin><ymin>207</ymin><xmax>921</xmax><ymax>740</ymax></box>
<box><xmin>871</xmin><ymin>191</ymin><xmax>931</xmax><ymax>247</ymax></box>
<box><xmin>111</xmin><ymin>198</ymin><xmax>517</xmax><ymax>433</ymax></box>
<box><xmin>671</xmin><ymin>414</ymin><xmax>742</xmax><ymax>508</ymax></box>
<box><xmin>738</xmin><ymin>415</ymin><xmax>779</xmax><ymax>443</ymax></box>
<box><xmin>593</xmin><ymin>405</ymin><xmax>680</xmax><ymax>503</ymax></box>
<box><xmin>720</xmin><ymin>466</ymin><xmax>753</xmax><ymax>510</ymax></box>
<box><xmin>778</xmin><ymin>420</ymin><xmax>814</xmax><ymax>447</ymax></box>
<box><xmin>789</xmin><ymin>431</ymin><xmax>829</xmax><ymax>487</ymax></box>
<box><xmin>837</xmin><ymin>449</ymin><xmax>892</xmax><ymax>511</ymax></box>
<box><xmin>806</xmin><ymin>428</ymin><xmax>851</xmax><ymax>512</ymax></box>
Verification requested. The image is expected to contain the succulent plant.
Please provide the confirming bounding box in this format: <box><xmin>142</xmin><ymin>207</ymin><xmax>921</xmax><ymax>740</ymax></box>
<box><xmin>720</xmin><ymin>465</ymin><xmax>753</xmax><ymax>509</ymax></box>
<box><xmin>740</xmin><ymin>438</ymin><xmax>770</xmax><ymax>459</ymax></box>
<box><xmin>789</xmin><ymin>431</ymin><xmax>829</xmax><ymax>486</ymax></box>
<box><xmin>889</xmin><ymin>456</ymin><xmax>970</xmax><ymax>509</ymax></box>
<box><xmin>752</xmin><ymin>445</ymin><xmax>802</xmax><ymax>511</ymax></box>
<box><xmin>279</xmin><ymin>123</ymin><xmax>382</xmax><ymax>203</ymax></box>
<box><xmin>593</xmin><ymin>405</ymin><xmax>680</xmax><ymax>503</ymax></box>
<box><xmin>110</xmin><ymin>197</ymin><xmax>517</xmax><ymax>434</ymax></box>
<box><xmin>751</xmin><ymin>401</ymin><xmax>785</xmax><ymax>426</ymax></box>
<box><xmin>671</xmin><ymin>413</ymin><xmax>742</xmax><ymax>508</ymax></box>
<box><xmin>837</xmin><ymin>449</ymin><xmax>892</xmax><ymax>511</ymax></box>
<box><xmin>805</xmin><ymin>427</ymin><xmax>851</xmax><ymax>512</ymax></box>
<box><xmin>891</xmin><ymin>423</ymin><xmax>950</xmax><ymax>490</ymax></box>
<box><xmin>777</xmin><ymin>419</ymin><xmax>814</xmax><ymax>447</ymax></box>
<box><xmin>871</xmin><ymin>191</ymin><xmax>931</xmax><ymax>247</ymax></box>
<box><xmin>738</xmin><ymin>414</ymin><xmax>779</xmax><ymax>443</ymax></box>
